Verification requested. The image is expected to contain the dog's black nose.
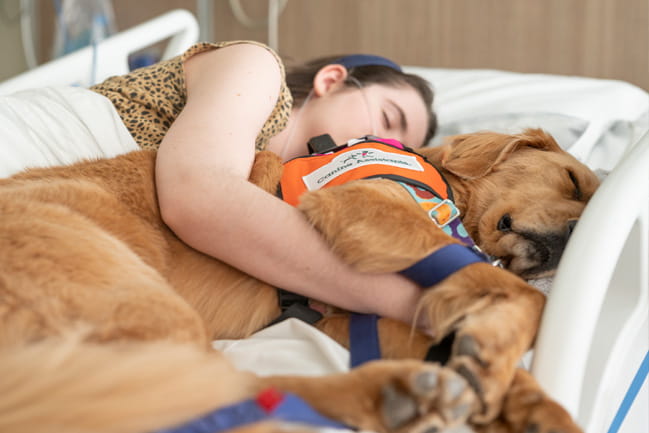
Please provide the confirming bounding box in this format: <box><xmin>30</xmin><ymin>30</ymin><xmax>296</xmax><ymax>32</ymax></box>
<box><xmin>566</xmin><ymin>219</ymin><xmax>578</xmax><ymax>237</ymax></box>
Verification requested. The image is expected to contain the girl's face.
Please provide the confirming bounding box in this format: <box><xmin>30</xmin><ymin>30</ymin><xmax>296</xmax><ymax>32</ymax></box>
<box><xmin>269</xmin><ymin>65</ymin><xmax>429</xmax><ymax>161</ymax></box>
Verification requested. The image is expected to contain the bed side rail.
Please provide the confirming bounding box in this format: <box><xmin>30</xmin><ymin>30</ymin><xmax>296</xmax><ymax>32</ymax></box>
<box><xmin>0</xmin><ymin>9</ymin><xmax>199</xmax><ymax>95</ymax></box>
<box><xmin>532</xmin><ymin>131</ymin><xmax>649</xmax><ymax>432</ymax></box>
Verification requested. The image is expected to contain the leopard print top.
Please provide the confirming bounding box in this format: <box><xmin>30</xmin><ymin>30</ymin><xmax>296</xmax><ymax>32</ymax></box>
<box><xmin>90</xmin><ymin>40</ymin><xmax>293</xmax><ymax>151</ymax></box>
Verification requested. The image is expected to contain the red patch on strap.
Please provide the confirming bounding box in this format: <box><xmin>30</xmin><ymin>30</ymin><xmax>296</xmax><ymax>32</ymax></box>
<box><xmin>256</xmin><ymin>388</ymin><xmax>284</xmax><ymax>412</ymax></box>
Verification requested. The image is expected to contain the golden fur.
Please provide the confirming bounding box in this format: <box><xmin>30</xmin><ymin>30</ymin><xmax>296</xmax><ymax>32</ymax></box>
<box><xmin>0</xmin><ymin>129</ymin><xmax>599</xmax><ymax>433</ymax></box>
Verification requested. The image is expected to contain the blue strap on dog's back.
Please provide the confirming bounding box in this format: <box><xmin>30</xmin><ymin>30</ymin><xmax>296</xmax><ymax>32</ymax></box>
<box><xmin>154</xmin><ymin>390</ymin><xmax>348</xmax><ymax>433</ymax></box>
<box><xmin>399</xmin><ymin>244</ymin><xmax>488</xmax><ymax>288</ymax></box>
<box><xmin>154</xmin><ymin>399</ymin><xmax>264</xmax><ymax>433</ymax></box>
<box><xmin>349</xmin><ymin>313</ymin><xmax>381</xmax><ymax>368</ymax></box>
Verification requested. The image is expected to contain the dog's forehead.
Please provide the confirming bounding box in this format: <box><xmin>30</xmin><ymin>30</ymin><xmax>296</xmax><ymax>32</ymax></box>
<box><xmin>493</xmin><ymin>147</ymin><xmax>600</xmax><ymax>191</ymax></box>
<box><xmin>508</xmin><ymin>146</ymin><xmax>590</xmax><ymax>173</ymax></box>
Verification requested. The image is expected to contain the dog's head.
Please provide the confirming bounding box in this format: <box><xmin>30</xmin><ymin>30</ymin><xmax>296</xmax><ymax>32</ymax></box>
<box><xmin>424</xmin><ymin>128</ymin><xmax>600</xmax><ymax>278</ymax></box>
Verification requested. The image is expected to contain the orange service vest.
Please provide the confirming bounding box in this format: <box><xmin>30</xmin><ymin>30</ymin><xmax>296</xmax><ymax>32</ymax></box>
<box><xmin>279</xmin><ymin>137</ymin><xmax>452</xmax><ymax>207</ymax></box>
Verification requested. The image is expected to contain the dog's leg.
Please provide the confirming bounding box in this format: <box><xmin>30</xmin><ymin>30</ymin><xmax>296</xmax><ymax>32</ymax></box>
<box><xmin>297</xmin><ymin>178</ymin><xmax>453</xmax><ymax>273</ymax></box>
<box><xmin>0</xmin><ymin>196</ymin><xmax>207</xmax><ymax>347</ymax></box>
<box><xmin>258</xmin><ymin>359</ymin><xmax>478</xmax><ymax>433</ymax></box>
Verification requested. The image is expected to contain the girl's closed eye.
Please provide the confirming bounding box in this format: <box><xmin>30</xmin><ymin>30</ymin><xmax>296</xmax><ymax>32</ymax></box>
<box><xmin>382</xmin><ymin>110</ymin><xmax>391</xmax><ymax>129</ymax></box>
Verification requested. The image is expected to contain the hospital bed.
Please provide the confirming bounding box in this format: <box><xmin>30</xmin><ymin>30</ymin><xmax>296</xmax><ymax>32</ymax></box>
<box><xmin>0</xmin><ymin>9</ymin><xmax>647</xmax><ymax>433</ymax></box>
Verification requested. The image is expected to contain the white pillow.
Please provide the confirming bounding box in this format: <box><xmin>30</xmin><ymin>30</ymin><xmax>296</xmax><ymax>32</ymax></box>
<box><xmin>405</xmin><ymin>66</ymin><xmax>649</xmax><ymax>171</ymax></box>
<box><xmin>431</xmin><ymin>111</ymin><xmax>589</xmax><ymax>152</ymax></box>
<box><xmin>0</xmin><ymin>86</ymin><xmax>137</xmax><ymax>177</ymax></box>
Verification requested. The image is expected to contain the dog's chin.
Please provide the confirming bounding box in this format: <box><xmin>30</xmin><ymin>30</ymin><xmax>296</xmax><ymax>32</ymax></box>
<box><xmin>492</xmin><ymin>230</ymin><xmax>567</xmax><ymax>279</ymax></box>
<box><xmin>514</xmin><ymin>263</ymin><xmax>557</xmax><ymax>280</ymax></box>
<box><xmin>497</xmin><ymin>256</ymin><xmax>550</xmax><ymax>279</ymax></box>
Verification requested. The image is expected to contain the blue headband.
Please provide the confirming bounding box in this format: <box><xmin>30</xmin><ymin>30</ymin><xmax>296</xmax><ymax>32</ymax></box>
<box><xmin>334</xmin><ymin>54</ymin><xmax>402</xmax><ymax>72</ymax></box>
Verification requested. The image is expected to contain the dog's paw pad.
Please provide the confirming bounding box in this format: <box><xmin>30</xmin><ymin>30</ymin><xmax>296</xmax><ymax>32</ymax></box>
<box><xmin>378</xmin><ymin>365</ymin><xmax>478</xmax><ymax>433</ymax></box>
<box><xmin>451</xmin><ymin>402</ymin><xmax>472</xmax><ymax>420</ymax></box>
<box><xmin>444</xmin><ymin>375</ymin><xmax>466</xmax><ymax>400</ymax></box>
<box><xmin>382</xmin><ymin>383</ymin><xmax>419</xmax><ymax>430</ymax></box>
<box><xmin>412</xmin><ymin>369</ymin><xmax>439</xmax><ymax>395</ymax></box>
<box><xmin>455</xmin><ymin>334</ymin><xmax>487</xmax><ymax>367</ymax></box>
<box><xmin>453</xmin><ymin>363</ymin><xmax>484</xmax><ymax>400</ymax></box>
<box><xmin>438</xmin><ymin>369</ymin><xmax>478</xmax><ymax>423</ymax></box>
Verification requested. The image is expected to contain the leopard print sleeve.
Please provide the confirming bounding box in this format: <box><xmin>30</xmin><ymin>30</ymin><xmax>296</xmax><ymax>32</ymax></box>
<box><xmin>90</xmin><ymin>40</ymin><xmax>293</xmax><ymax>151</ymax></box>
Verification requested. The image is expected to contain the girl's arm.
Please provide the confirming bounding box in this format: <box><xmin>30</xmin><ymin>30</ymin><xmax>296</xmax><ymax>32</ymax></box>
<box><xmin>155</xmin><ymin>43</ymin><xmax>423</xmax><ymax>325</ymax></box>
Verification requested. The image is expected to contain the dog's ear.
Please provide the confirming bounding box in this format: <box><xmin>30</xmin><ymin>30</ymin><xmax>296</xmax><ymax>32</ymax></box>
<box><xmin>440</xmin><ymin>128</ymin><xmax>562</xmax><ymax>180</ymax></box>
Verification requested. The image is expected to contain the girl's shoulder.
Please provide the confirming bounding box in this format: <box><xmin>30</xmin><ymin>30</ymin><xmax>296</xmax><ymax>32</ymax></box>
<box><xmin>182</xmin><ymin>41</ymin><xmax>293</xmax><ymax>151</ymax></box>
<box><xmin>182</xmin><ymin>40</ymin><xmax>286</xmax><ymax>77</ymax></box>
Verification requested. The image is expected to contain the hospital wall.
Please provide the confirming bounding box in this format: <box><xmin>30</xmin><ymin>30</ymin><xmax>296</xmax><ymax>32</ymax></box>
<box><xmin>0</xmin><ymin>0</ymin><xmax>30</xmax><ymax>80</ymax></box>
<box><xmin>2</xmin><ymin>0</ymin><xmax>648</xmax><ymax>92</ymax></box>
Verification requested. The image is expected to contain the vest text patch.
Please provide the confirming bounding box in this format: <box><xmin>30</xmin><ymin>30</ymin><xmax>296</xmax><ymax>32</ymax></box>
<box><xmin>302</xmin><ymin>147</ymin><xmax>424</xmax><ymax>191</ymax></box>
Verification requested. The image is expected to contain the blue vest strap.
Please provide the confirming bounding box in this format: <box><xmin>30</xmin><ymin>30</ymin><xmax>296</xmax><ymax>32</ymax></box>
<box><xmin>349</xmin><ymin>313</ymin><xmax>381</xmax><ymax>368</ymax></box>
<box><xmin>399</xmin><ymin>244</ymin><xmax>487</xmax><ymax>288</ymax></box>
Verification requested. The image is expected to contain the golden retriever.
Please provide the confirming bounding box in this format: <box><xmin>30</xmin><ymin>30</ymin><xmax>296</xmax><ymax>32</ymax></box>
<box><xmin>0</xmin><ymin>129</ymin><xmax>599</xmax><ymax>433</ymax></box>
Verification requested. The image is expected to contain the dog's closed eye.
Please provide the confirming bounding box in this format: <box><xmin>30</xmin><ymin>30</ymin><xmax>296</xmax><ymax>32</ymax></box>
<box><xmin>567</xmin><ymin>169</ymin><xmax>582</xmax><ymax>201</ymax></box>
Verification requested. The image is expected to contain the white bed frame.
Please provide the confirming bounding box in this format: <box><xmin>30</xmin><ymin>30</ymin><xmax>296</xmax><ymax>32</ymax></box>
<box><xmin>1</xmin><ymin>9</ymin><xmax>647</xmax><ymax>433</ymax></box>
<box><xmin>534</xmin><ymin>131</ymin><xmax>649</xmax><ymax>433</ymax></box>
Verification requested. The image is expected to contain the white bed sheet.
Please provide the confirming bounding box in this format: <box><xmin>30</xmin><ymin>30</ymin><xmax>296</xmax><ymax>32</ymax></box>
<box><xmin>214</xmin><ymin>319</ymin><xmax>350</xmax><ymax>376</ymax></box>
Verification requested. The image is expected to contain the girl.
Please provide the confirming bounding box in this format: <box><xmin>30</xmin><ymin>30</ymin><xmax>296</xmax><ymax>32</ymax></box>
<box><xmin>91</xmin><ymin>40</ymin><xmax>437</xmax><ymax>326</ymax></box>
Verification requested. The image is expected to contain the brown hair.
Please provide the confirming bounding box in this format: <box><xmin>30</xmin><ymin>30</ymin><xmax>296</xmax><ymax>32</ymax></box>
<box><xmin>285</xmin><ymin>55</ymin><xmax>437</xmax><ymax>146</ymax></box>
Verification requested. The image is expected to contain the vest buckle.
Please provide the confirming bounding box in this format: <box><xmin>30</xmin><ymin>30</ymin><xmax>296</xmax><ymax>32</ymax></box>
<box><xmin>428</xmin><ymin>199</ymin><xmax>460</xmax><ymax>228</ymax></box>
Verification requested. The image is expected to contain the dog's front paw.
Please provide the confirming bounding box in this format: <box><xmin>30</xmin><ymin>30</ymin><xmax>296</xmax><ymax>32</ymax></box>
<box><xmin>419</xmin><ymin>269</ymin><xmax>547</xmax><ymax>423</ymax></box>
<box><xmin>351</xmin><ymin>360</ymin><xmax>479</xmax><ymax>433</ymax></box>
